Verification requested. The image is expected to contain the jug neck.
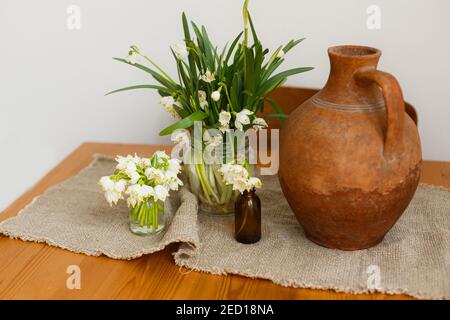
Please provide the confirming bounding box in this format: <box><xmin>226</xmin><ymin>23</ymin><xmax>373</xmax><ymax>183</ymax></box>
<box><xmin>319</xmin><ymin>45</ymin><xmax>383</xmax><ymax>105</ymax></box>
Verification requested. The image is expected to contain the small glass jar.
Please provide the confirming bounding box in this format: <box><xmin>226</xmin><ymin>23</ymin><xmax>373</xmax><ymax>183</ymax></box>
<box><xmin>129</xmin><ymin>199</ymin><xmax>165</xmax><ymax>236</ymax></box>
<box><xmin>235</xmin><ymin>188</ymin><xmax>261</xmax><ymax>244</ymax></box>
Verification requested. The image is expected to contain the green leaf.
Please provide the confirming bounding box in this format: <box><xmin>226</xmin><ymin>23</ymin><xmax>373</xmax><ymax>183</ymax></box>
<box><xmin>248</xmin><ymin>14</ymin><xmax>259</xmax><ymax>44</ymax></box>
<box><xmin>182</xmin><ymin>15</ymin><xmax>198</xmax><ymax>80</ymax></box>
<box><xmin>264</xmin><ymin>99</ymin><xmax>288</xmax><ymax>123</ymax></box>
<box><xmin>265</xmin><ymin>98</ymin><xmax>284</xmax><ymax>115</ymax></box>
<box><xmin>182</xmin><ymin>12</ymin><xmax>191</xmax><ymax>42</ymax></box>
<box><xmin>244</xmin><ymin>46</ymin><xmax>255</xmax><ymax>95</ymax></box>
<box><xmin>283</xmin><ymin>38</ymin><xmax>305</xmax><ymax>54</ymax></box>
<box><xmin>224</xmin><ymin>32</ymin><xmax>243</xmax><ymax>65</ymax></box>
<box><xmin>105</xmin><ymin>84</ymin><xmax>169</xmax><ymax>96</ymax></box>
<box><xmin>269</xmin><ymin>67</ymin><xmax>314</xmax><ymax>82</ymax></box>
<box><xmin>264</xmin><ymin>113</ymin><xmax>288</xmax><ymax>119</ymax></box>
<box><xmin>201</xmin><ymin>26</ymin><xmax>214</xmax><ymax>71</ymax></box>
<box><xmin>258</xmin><ymin>67</ymin><xmax>313</xmax><ymax>96</ymax></box>
<box><xmin>159</xmin><ymin>111</ymin><xmax>208</xmax><ymax>136</ymax></box>
<box><xmin>113</xmin><ymin>58</ymin><xmax>178</xmax><ymax>91</ymax></box>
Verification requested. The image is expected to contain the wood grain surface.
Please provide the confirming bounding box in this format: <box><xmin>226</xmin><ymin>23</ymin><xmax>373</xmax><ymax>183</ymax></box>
<box><xmin>0</xmin><ymin>142</ymin><xmax>449</xmax><ymax>300</ymax></box>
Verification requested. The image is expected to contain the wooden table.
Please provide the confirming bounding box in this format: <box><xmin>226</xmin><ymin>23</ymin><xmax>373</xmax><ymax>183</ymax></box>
<box><xmin>1</xmin><ymin>142</ymin><xmax>449</xmax><ymax>300</ymax></box>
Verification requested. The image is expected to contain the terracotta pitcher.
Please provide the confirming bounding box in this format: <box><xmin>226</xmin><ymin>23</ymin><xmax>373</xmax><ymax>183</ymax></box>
<box><xmin>279</xmin><ymin>45</ymin><xmax>422</xmax><ymax>250</ymax></box>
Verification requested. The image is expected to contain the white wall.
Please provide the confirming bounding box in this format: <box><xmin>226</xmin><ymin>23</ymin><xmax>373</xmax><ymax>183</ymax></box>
<box><xmin>1</xmin><ymin>0</ymin><xmax>449</xmax><ymax>211</ymax></box>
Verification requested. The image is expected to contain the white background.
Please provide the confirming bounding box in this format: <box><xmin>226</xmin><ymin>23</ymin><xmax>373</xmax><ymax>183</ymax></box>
<box><xmin>1</xmin><ymin>0</ymin><xmax>449</xmax><ymax>211</ymax></box>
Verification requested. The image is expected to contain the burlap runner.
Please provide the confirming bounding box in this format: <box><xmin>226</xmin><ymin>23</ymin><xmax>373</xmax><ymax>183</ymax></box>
<box><xmin>0</xmin><ymin>156</ymin><xmax>449</xmax><ymax>299</ymax></box>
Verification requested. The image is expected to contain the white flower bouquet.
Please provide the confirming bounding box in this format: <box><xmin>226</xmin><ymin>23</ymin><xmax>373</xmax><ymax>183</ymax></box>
<box><xmin>98</xmin><ymin>151</ymin><xmax>182</xmax><ymax>235</ymax></box>
<box><xmin>106</xmin><ymin>0</ymin><xmax>312</xmax><ymax>214</ymax></box>
<box><xmin>219</xmin><ymin>164</ymin><xmax>262</xmax><ymax>194</ymax></box>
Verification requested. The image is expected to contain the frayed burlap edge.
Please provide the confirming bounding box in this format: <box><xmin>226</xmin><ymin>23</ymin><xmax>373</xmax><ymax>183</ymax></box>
<box><xmin>173</xmin><ymin>247</ymin><xmax>446</xmax><ymax>300</ymax></box>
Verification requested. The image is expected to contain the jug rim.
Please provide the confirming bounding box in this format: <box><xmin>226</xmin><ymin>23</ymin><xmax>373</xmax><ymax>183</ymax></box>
<box><xmin>328</xmin><ymin>45</ymin><xmax>381</xmax><ymax>59</ymax></box>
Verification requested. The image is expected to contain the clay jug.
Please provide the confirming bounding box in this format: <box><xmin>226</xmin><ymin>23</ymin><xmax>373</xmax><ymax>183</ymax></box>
<box><xmin>279</xmin><ymin>45</ymin><xmax>422</xmax><ymax>250</ymax></box>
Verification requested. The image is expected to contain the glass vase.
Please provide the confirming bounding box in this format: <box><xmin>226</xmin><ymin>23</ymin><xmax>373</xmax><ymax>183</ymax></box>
<box><xmin>129</xmin><ymin>199</ymin><xmax>165</xmax><ymax>235</ymax></box>
<box><xmin>185</xmin><ymin>163</ymin><xmax>239</xmax><ymax>215</ymax></box>
<box><xmin>184</xmin><ymin>133</ymin><xmax>257</xmax><ymax>215</ymax></box>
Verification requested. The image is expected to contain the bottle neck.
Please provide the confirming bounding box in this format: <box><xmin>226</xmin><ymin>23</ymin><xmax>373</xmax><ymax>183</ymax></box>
<box><xmin>243</xmin><ymin>188</ymin><xmax>256</xmax><ymax>197</ymax></box>
<box><xmin>318</xmin><ymin>46</ymin><xmax>383</xmax><ymax>105</ymax></box>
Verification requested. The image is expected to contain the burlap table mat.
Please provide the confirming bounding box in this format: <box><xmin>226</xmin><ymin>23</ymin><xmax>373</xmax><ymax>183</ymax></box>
<box><xmin>0</xmin><ymin>156</ymin><xmax>449</xmax><ymax>299</ymax></box>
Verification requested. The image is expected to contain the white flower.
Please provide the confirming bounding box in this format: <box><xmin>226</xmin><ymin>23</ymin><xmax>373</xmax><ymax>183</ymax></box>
<box><xmin>115</xmin><ymin>179</ymin><xmax>127</xmax><ymax>193</ymax></box>
<box><xmin>160</xmin><ymin>96</ymin><xmax>174</xmax><ymax>108</ymax></box>
<box><xmin>199</xmin><ymin>100</ymin><xmax>208</xmax><ymax>110</ymax></box>
<box><xmin>219</xmin><ymin>164</ymin><xmax>261</xmax><ymax>194</ymax></box>
<box><xmin>154</xmin><ymin>185</ymin><xmax>169</xmax><ymax>202</ymax></box>
<box><xmin>211</xmin><ymin>91</ymin><xmax>220</xmax><ymax>101</ymax></box>
<box><xmin>125</xmin><ymin>51</ymin><xmax>138</xmax><ymax>65</ymax></box>
<box><xmin>198</xmin><ymin>90</ymin><xmax>207</xmax><ymax>101</ymax></box>
<box><xmin>104</xmin><ymin>191</ymin><xmax>120</xmax><ymax>206</ymax></box>
<box><xmin>197</xmin><ymin>90</ymin><xmax>208</xmax><ymax>110</ymax></box>
<box><xmin>218</xmin><ymin>111</ymin><xmax>231</xmax><ymax>133</ymax></box>
<box><xmin>153</xmin><ymin>150</ymin><xmax>169</xmax><ymax>162</ymax></box>
<box><xmin>235</xmin><ymin>109</ymin><xmax>253</xmax><ymax>131</ymax></box>
<box><xmin>234</xmin><ymin>177</ymin><xmax>248</xmax><ymax>193</ymax></box>
<box><xmin>219</xmin><ymin>125</ymin><xmax>229</xmax><ymax>133</ymax></box>
<box><xmin>277</xmin><ymin>49</ymin><xmax>285</xmax><ymax>59</ymax></box>
<box><xmin>145</xmin><ymin>167</ymin><xmax>165</xmax><ymax>183</ymax></box>
<box><xmin>219</xmin><ymin>111</ymin><xmax>231</xmax><ymax>126</ymax></box>
<box><xmin>123</xmin><ymin>161</ymin><xmax>140</xmax><ymax>184</ymax></box>
<box><xmin>98</xmin><ymin>176</ymin><xmax>127</xmax><ymax>206</ymax></box>
<box><xmin>246</xmin><ymin>177</ymin><xmax>262</xmax><ymax>190</ymax></box>
<box><xmin>252</xmin><ymin>117</ymin><xmax>268</xmax><ymax>131</ymax></box>
<box><xmin>219</xmin><ymin>164</ymin><xmax>249</xmax><ymax>186</ymax></box>
<box><xmin>165</xmin><ymin>104</ymin><xmax>179</xmax><ymax>118</ymax></box>
<box><xmin>201</xmin><ymin>69</ymin><xmax>215</xmax><ymax>83</ymax></box>
<box><xmin>164</xmin><ymin>171</ymin><xmax>184</xmax><ymax>191</ymax></box>
<box><xmin>171</xmin><ymin>130</ymin><xmax>190</xmax><ymax>147</ymax></box>
<box><xmin>142</xmin><ymin>158</ymin><xmax>151</xmax><ymax>167</ymax></box>
<box><xmin>100</xmin><ymin>151</ymin><xmax>183</xmax><ymax>207</ymax></box>
<box><xmin>115</xmin><ymin>155</ymin><xmax>135</xmax><ymax>171</ymax></box>
<box><xmin>138</xmin><ymin>157</ymin><xmax>151</xmax><ymax>168</ymax></box>
<box><xmin>99</xmin><ymin>176</ymin><xmax>115</xmax><ymax>191</ymax></box>
<box><xmin>167</xmin><ymin>158</ymin><xmax>182</xmax><ymax>174</ymax></box>
<box><xmin>172</xmin><ymin>43</ymin><xmax>188</xmax><ymax>60</ymax></box>
<box><xmin>206</xmin><ymin>134</ymin><xmax>222</xmax><ymax>148</ymax></box>
<box><xmin>126</xmin><ymin>184</ymin><xmax>155</xmax><ymax>208</ymax></box>
<box><xmin>160</xmin><ymin>96</ymin><xmax>179</xmax><ymax>118</ymax></box>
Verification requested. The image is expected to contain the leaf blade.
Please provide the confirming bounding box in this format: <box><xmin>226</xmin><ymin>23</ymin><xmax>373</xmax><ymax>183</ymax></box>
<box><xmin>159</xmin><ymin>111</ymin><xmax>208</xmax><ymax>136</ymax></box>
<box><xmin>105</xmin><ymin>84</ymin><xmax>169</xmax><ymax>96</ymax></box>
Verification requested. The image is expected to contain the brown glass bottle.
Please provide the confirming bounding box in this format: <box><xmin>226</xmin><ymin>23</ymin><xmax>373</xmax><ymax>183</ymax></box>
<box><xmin>235</xmin><ymin>188</ymin><xmax>261</xmax><ymax>244</ymax></box>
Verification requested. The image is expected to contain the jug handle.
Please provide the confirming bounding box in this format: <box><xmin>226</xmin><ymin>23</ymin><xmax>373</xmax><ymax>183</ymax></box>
<box><xmin>354</xmin><ymin>67</ymin><xmax>405</xmax><ymax>160</ymax></box>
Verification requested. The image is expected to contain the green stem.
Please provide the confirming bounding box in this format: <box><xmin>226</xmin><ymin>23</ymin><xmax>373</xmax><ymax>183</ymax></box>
<box><xmin>195</xmin><ymin>163</ymin><xmax>212</xmax><ymax>203</ymax></box>
<box><xmin>152</xmin><ymin>201</ymin><xmax>158</xmax><ymax>231</ymax></box>
<box><xmin>146</xmin><ymin>202</ymin><xmax>152</xmax><ymax>228</ymax></box>
<box><xmin>140</xmin><ymin>53</ymin><xmax>177</xmax><ymax>84</ymax></box>
<box><xmin>199</xmin><ymin>163</ymin><xmax>220</xmax><ymax>203</ymax></box>
<box><xmin>221</xmin><ymin>85</ymin><xmax>234</xmax><ymax>112</ymax></box>
<box><xmin>242</xmin><ymin>0</ymin><xmax>250</xmax><ymax>47</ymax></box>
<box><xmin>139</xmin><ymin>203</ymin><xmax>146</xmax><ymax>227</ymax></box>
